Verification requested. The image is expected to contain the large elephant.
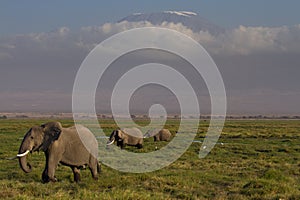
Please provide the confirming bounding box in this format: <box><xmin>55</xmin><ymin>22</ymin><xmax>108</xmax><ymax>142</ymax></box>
<box><xmin>17</xmin><ymin>121</ymin><xmax>100</xmax><ymax>183</ymax></box>
<box><xmin>106</xmin><ymin>127</ymin><xmax>143</xmax><ymax>149</ymax></box>
<box><xmin>144</xmin><ymin>128</ymin><xmax>172</xmax><ymax>142</ymax></box>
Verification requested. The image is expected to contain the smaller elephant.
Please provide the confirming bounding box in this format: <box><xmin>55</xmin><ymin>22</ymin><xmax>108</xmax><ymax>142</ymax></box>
<box><xmin>17</xmin><ymin>122</ymin><xmax>100</xmax><ymax>183</ymax></box>
<box><xmin>144</xmin><ymin>128</ymin><xmax>172</xmax><ymax>142</ymax></box>
<box><xmin>107</xmin><ymin>127</ymin><xmax>143</xmax><ymax>149</ymax></box>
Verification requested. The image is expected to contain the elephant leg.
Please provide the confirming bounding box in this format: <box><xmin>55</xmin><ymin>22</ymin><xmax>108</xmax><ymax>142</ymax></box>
<box><xmin>120</xmin><ymin>141</ymin><xmax>126</xmax><ymax>149</ymax></box>
<box><xmin>42</xmin><ymin>168</ymin><xmax>49</xmax><ymax>183</ymax></box>
<box><xmin>46</xmin><ymin>151</ymin><xmax>60</xmax><ymax>182</ymax></box>
<box><xmin>42</xmin><ymin>154</ymin><xmax>50</xmax><ymax>183</ymax></box>
<box><xmin>117</xmin><ymin>140</ymin><xmax>122</xmax><ymax>147</ymax></box>
<box><xmin>43</xmin><ymin>167</ymin><xmax>57</xmax><ymax>182</ymax></box>
<box><xmin>72</xmin><ymin>167</ymin><xmax>81</xmax><ymax>183</ymax></box>
<box><xmin>136</xmin><ymin>143</ymin><xmax>143</xmax><ymax>149</ymax></box>
<box><xmin>88</xmin><ymin>159</ymin><xmax>99</xmax><ymax>180</ymax></box>
<box><xmin>47</xmin><ymin>165</ymin><xmax>58</xmax><ymax>182</ymax></box>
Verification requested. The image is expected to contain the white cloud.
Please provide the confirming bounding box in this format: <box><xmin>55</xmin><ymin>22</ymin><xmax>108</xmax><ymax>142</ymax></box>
<box><xmin>78</xmin><ymin>21</ymin><xmax>300</xmax><ymax>56</ymax></box>
<box><xmin>201</xmin><ymin>24</ymin><xmax>300</xmax><ymax>55</ymax></box>
<box><xmin>1</xmin><ymin>21</ymin><xmax>300</xmax><ymax>60</ymax></box>
<box><xmin>216</xmin><ymin>26</ymin><xmax>286</xmax><ymax>55</ymax></box>
<box><xmin>56</xmin><ymin>27</ymin><xmax>70</xmax><ymax>36</ymax></box>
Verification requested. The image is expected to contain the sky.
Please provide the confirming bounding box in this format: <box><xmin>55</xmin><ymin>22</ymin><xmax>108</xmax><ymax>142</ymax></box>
<box><xmin>0</xmin><ymin>1</ymin><xmax>300</xmax><ymax>115</ymax></box>
<box><xmin>1</xmin><ymin>0</ymin><xmax>300</xmax><ymax>36</ymax></box>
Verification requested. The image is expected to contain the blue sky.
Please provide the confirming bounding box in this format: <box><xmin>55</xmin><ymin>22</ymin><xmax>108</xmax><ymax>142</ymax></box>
<box><xmin>1</xmin><ymin>0</ymin><xmax>300</xmax><ymax>36</ymax></box>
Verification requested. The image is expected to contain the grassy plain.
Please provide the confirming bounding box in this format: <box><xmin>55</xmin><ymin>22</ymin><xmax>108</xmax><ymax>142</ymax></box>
<box><xmin>0</xmin><ymin>119</ymin><xmax>299</xmax><ymax>199</ymax></box>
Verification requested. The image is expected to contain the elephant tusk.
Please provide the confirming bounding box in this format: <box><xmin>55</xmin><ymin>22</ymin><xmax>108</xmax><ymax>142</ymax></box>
<box><xmin>106</xmin><ymin>139</ymin><xmax>115</xmax><ymax>146</ymax></box>
<box><xmin>17</xmin><ymin>150</ymin><xmax>30</xmax><ymax>157</ymax></box>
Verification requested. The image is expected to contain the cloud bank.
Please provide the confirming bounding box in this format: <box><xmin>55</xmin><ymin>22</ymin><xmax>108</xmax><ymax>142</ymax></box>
<box><xmin>79</xmin><ymin>22</ymin><xmax>300</xmax><ymax>55</ymax></box>
<box><xmin>1</xmin><ymin>21</ymin><xmax>300</xmax><ymax>61</ymax></box>
<box><xmin>0</xmin><ymin>21</ymin><xmax>300</xmax><ymax>61</ymax></box>
<box><xmin>0</xmin><ymin>21</ymin><xmax>300</xmax><ymax>114</ymax></box>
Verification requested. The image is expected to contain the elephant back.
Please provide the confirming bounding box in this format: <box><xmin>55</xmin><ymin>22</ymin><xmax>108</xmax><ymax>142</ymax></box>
<box><xmin>68</xmin><ymin>125</ymin><xmax>98</xmax><ymax>158</ymax></box>
<box><xmin>145</xmin><ymin>128</ymin><xmax>161</xmax><ymax>138</ymax></box>
<box><xmin>121</xmin><ymin>127</ymin><xmax>143</xmax><ymax>139</ymax></box>
<box><xmin>121</xmin><ymin>127</ymin><xmax>143</xmax><ymax>145</ymax></box>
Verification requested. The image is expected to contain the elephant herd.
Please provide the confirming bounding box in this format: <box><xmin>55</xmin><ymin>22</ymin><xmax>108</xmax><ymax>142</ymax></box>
<box><xmin>16</xmin><ymin>121</ymin><xmax>172</xmax><ymax>183</ymax></box>
<box><xmin>106</xmin><ymin>127</ymin><xmax>172</xmax><ymax>149</ymax></box>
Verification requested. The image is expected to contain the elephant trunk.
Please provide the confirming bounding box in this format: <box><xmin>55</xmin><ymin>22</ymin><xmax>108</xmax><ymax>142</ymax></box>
<box><xmin>18</xmin><ymin>141</ymin><xmax>32</xmax><ymax>173</ymax></box>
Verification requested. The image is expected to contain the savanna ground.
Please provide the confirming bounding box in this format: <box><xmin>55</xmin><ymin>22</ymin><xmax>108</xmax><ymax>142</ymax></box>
<box><xmin>0</xmin><ymin>118</ymin><xmax>299</xmax><ymax>199</ymax></box>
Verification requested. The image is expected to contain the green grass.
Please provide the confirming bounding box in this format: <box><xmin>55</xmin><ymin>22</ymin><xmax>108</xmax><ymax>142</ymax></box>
<box><xmin>0</xmin><ymin>119</ymin><xmax>299</xmax><ymax>199</ymax></box>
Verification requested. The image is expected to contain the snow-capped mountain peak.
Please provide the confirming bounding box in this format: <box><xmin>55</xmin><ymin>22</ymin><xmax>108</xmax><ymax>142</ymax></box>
<box><xmin>163</xmin><ymin>11</ymin><xmax>197</xmax><ymax>17</ymax></box>
<box><xmin>118</xmin><ymin>11</ymin><xmax>224</xmax><ymax>35</ymax></box>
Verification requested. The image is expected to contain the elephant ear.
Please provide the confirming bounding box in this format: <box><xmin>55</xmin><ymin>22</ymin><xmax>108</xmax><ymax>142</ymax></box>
<box><xmin>40</xmin><ymin>122</ymin><xmax>62</xmax><ymax>151</ymax></box>
<box><xmin>117</xmin><ymin>130</ymin><xmax>123</xmax><ymax>140</ymax></box>
<box><xmin>109</xmin><ymin>130</ymin><xmax>117</xmax><ymax>141</ymax></box>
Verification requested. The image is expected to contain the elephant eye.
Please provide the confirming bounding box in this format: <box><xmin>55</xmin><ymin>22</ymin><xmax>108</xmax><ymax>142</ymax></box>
<box><xmin>30</xmin><ymin>136</ymin><xmax>34</xmax><ymax>139</ymax></box>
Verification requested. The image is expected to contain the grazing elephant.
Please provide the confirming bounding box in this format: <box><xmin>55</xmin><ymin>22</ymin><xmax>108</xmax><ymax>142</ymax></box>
<box><xmin>144</xmin><ymin>128</ymin><xmax>172</xmax><ymax>142</ymax></box>
<box><xmin>107</xmin><ymin>127</ymin><xmax>143</xmax><ymax>149</ymax></box>
<box><xmin>17</xmin><ymin>122</ymin><xmax>100</xmax><ymax>183</ymax></box>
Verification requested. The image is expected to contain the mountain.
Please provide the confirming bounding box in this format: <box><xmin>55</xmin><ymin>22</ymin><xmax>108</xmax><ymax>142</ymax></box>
<box><xmin>118</xmin><ymin>11</ymin><xmax>224</xmax><ymax>35</ymax></box>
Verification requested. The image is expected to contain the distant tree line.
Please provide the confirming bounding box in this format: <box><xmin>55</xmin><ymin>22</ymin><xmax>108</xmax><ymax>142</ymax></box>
<box><xmin>97</xmin><ymin>114</ymin><xmax>300</xmax><ymax>119</ymax></box>
<box><xmin>225</xmin><ymin>115</ymin><xmax>300</xmax><ymax>119</ymax></box>
<box><xmin>15</xmin><ymin>115</ymin><xmax>29</xmax><ymax>118</ymax></box>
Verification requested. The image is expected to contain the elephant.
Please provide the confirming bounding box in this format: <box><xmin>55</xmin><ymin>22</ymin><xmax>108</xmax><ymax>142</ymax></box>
<box><xmin>106</xmin><ymin>127</ymin><xmax>143</xmax><ymax>149</ymax></box>
<box><xmin>144</xmin><ymin>128</ymin><xmax>172</xmax><ymax>142</ymax></box>
<box><xmin>17</xmin><ymin>121</ymin><xmax>100</xmax><ymax>183</ymax></box>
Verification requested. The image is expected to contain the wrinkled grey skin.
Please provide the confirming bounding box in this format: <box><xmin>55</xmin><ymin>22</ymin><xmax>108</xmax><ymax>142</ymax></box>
<box><xmin>107</xmin><ymin>128</ymin><xmax>143</xmax><ymax>149</ymax></box>
<box><xmin>145</xmin><ymin>129</ymin><xmax>172</xmax><ymax>142</ymax></box>
<box><xmin>18</xmin><ymin>122</ymin><xmax>100</xmax><ymax>183</ymax></box>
